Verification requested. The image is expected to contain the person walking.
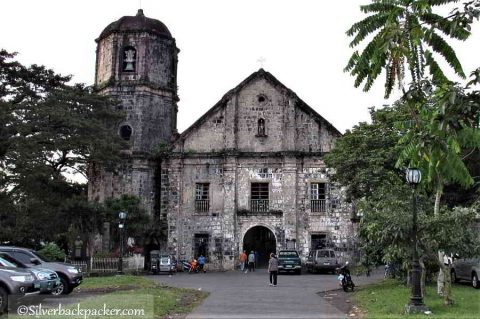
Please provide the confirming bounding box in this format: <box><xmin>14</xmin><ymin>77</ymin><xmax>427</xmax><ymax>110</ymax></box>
<box><xmin>268</xmin><ymin>252</ymin><xmax>278</xmax><ymax>286</ymax></box>
<box><xmin>239</xmin><ymin>250</ymin><xmax>247</xmax><ymax>272</ymax></box>
<box><xmin>248</xmin><ymin>251</ymin><xmax>255</xmax><ymax>272</ymax></box>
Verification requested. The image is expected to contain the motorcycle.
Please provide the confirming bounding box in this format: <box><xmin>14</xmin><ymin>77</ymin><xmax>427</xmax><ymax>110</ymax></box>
<box><xmin>180</xmin><ymin>260</ymin><xmax>199</xmax><ymax>273</ymax></box>
<box><xmin>338</xmin><ymin>262</ymin><xmax>355</xmax><ymax>292</ymax></box>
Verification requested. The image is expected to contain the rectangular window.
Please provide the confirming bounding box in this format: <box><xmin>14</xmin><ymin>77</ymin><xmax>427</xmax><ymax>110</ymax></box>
<box><xmin>195</xmin><ymin>183</ymin><xmax>209</xmax><ymax>213</ymax></box>
<box><xmin>311</xmin><ymin>183</ymin><xmax>326</xmax><ymax>212</ymax></box>
<box><xmin>250</xmin><ymin>182</ymin><xmax>269</xmax><ymax>212</ymax></box>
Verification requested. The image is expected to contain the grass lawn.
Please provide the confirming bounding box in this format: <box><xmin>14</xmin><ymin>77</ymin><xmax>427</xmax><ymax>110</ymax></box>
<box><xmin>78</xmin><ymin>274</ymin><xmax>156</xmax><ymax>290</ymax></box>
<box><xmin>354</xmin><ymin>279</ymin><xmax>480</xmax><ymax>319</ymax></box>
<box><xmin>10</xmin><ymin>275</ymin><xmax>208</xmax><ymax>319</ymax></box>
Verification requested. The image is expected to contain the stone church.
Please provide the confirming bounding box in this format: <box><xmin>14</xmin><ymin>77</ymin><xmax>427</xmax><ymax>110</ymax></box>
<box><xmin>88</xmin><ymin>10</ymin><xmax>359</xmax><ymax>269</ymax></box>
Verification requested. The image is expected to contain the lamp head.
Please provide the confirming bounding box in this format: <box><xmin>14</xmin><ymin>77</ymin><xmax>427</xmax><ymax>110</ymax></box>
<box><xmin>119</xmin><ymin>211</ymin><xmax>128</xmax><ymax>220</ymax></box>
<box><xmin>406</xmin><ymin>168</ymin><xmax>422</xmax><ymax>185</ymax></box>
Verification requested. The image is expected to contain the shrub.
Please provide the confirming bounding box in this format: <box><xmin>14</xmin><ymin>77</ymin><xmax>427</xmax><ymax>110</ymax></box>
<box><xmin>38</xmin><ymin>242</ymin><xmax>66</xmax><ymax>261</ymax></box>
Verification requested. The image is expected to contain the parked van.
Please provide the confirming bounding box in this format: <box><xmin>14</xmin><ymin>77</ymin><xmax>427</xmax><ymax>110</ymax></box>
<box><xmin>306</xmin><ymin>249</ymin><xmax>340</xmax><ymax>273</ymax></box>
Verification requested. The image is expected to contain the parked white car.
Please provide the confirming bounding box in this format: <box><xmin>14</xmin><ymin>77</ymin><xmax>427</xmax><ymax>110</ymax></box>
<box><xmin>451</xmin><ymin>257</ymin><xmax>480</xmax><ymax>289</ymax></box>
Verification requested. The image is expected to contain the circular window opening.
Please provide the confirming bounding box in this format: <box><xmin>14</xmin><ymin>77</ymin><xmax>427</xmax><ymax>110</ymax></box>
<box><xmin>258</xmin><ymin>96</ymin><xmax>266</xmax><ymax>103</ymax></box>
<box><xmin>119</xmin><ymin>124</ymin><xmax>133</xmax><ymax>140</ymax></box>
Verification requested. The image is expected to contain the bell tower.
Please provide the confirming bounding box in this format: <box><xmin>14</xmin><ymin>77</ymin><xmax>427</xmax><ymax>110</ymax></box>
<box><xmin>89</xmin><ymin>9</ymin><xmax>179</xmax><ymax>215</ymax></box>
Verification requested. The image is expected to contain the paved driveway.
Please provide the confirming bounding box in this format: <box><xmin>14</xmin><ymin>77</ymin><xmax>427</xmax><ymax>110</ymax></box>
<box><xmin>150</xmin><ymin>268</ymin><xmax>383</xmax><ymax>319</ymax></box>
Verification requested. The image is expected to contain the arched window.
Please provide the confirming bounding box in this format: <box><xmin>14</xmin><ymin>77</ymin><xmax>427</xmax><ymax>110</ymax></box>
<box><xmin>257</xmin><ymin>118</ymin><xmax>266</xmax><ymax>136</ymax></box>
<box><xmin>122</xmin><ymin>46</ymin><xmax>136</xmax><ymax>72</ymax></box>
<box><xmin>119</xmin><ymin>124</ymin><xmax>133</xmax><ymax>140</ymax></box>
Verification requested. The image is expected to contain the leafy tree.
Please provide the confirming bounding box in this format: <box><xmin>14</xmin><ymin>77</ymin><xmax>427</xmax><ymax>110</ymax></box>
<box><xmin>0</xmin><ymin>49</ymin><xmax>125</xmax><ymax>246</ymax></box>
<box><xmin>325</xmin><ymin>105</ymin><xmax>407</xmax><ymax>200</ymax></box>
<box><xmin>102</xmin><ymin>195</ymin><xmax>158</xmax><ymax>252</ymax></box>
<box><xmin>326</xmin><ymin>102</ymin><xmax>479</xmax><ymax>301</ymax></box>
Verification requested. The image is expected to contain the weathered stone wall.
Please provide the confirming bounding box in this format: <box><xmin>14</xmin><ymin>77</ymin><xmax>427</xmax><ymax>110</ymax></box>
<box><xmin>235</xmin><ymin>78</ymin><xmax>288</xmax><ymax>152</ymax></box>
<box><xmin>181</xmin><ymin>107</ymin><xmax>226</xmax><ymax>152</ymax></box>
<box><xmin>165</xmin><ymin>74</ymin><xmax>355</xmax><ymax>270</ymax></box>
<box><xmin>90</xmin><ymin>26</ymin><xmax>178</xmax><ymax>218</ymax></box>
<box><xmin>178</xmin><ymin>76</ymin><xmax>337</xmax><ymax>154</ymax></box>
<box><xmin>100</xmin><ymin>87</ymin><xmax>176</xmax><ymax>153</ymax></box>
<box><xmin>163</xmin><ymin>153</ymin><xmax>356</xmax><ymax>270</ymax></box>
<box><xmin>88</xmin><ymin>158</ymin><xmax>157</xmax><ymax>215</ymax></box>
<box><xmin>95</xmin><ymin>34</ymin><xmax>114</xmax><ymax>87</ymax></box>
<box><xmin>95</xmin><ymin>32</ymin><xmax>178</xmax><ymax>90</ymax></box>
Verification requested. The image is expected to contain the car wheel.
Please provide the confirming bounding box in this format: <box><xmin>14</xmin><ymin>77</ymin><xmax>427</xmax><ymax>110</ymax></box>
<box><xmin>0</xmin><ymin>286</ymin><xmax>8</xmax><ymax>315</ymax></box>
<box><xmin>451</xmin><ymin>270</ymin><xmax>459</xmax><ymax>283</ymax></box>
<box><xmin>296</xmin><ymin>269</ymin><xmax>302</xmax><ymax>275</ymax></box>
<box><xmin>472</xmin><ymin>273</ymin><xmax>479</xmax><ymax>289</ymax></box>
<box><xmin>51</xmin><ymin>277</ymin><xmax>71</xmax><ymax>296</ymax></box>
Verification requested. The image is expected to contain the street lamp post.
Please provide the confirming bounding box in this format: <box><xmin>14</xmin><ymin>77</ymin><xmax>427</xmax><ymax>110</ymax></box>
<box><xmin>118</xmin><ymin>211</ymin><xmax>128</xmax><ymax>275</ymax></box>
<box><xmin>405</xmin><ymin>168</ymin><xmax>429</xmax><ymax>314</ymax></box>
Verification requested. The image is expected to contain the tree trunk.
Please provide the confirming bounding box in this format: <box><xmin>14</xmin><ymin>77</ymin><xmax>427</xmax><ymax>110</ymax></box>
<box><xmin>443</xmin><ymin>264</ymin><xmax>453</xmax><ymax>305</ymax></box>
<box><xmin>434</xmin><ymin>187</ymin><xmax>442</xmax><ymax>216</ymax></box>
<box><xmin>438</xmin><ymin>251</ymin><xmax>445</xmax><ymax>295</ymax></box>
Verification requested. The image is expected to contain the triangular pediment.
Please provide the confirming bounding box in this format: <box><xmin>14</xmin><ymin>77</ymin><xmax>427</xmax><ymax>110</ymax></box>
<box><xmin>173</xmin><ymin>69</ymin><xmax>341</xmax><ymax>154</ymax></box>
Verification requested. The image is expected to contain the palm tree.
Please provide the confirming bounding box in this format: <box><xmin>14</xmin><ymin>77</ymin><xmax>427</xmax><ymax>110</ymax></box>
<box><xmin>345</xmin><ymin>0</ymin><xmax>471</xmax><ymax>98</ymax></box>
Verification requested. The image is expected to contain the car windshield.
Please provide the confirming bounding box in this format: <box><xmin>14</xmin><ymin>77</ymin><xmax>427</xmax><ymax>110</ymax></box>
<box><xmin>318</xmin><ymin>250</ymin><xmax>332</xmax><ymax>258</ymax></box>
<box><xmin>0</xmin><ymin>256</ymin><xmax>18</xmax><ymax>268</ymax></box>
<box><xmin>0</xmin><ymin>253</ymin><xmax>26</xmax><ymax>267</ymax></box>
<box><xmin>31</xmin><ymin>251</ymin><xmax>51</xmax><ymax>262</ymax></box>
<box><xmin>279</xmin><ymin>251</ymin><xmax>298</xmax><ymax>257</ymax></box>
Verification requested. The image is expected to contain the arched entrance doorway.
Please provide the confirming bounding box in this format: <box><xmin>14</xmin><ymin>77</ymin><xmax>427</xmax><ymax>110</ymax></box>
<box><xmin>243</xmin><ymin>226</ymin><xmax>276</xmax><ymax>268</ymax></box>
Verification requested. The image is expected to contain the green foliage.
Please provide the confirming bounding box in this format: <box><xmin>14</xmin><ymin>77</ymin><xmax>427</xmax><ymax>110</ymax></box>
<box><xmin>37</xmin><ymin>242</ymin><xmax>66</xmax><ymax>261</ymax></box>
<box><xmin>103</xmin><ymin>195</ymin><xmax>159</xmax><ymax>247</ymax></box>
<box><xmin>345</xmin><ymin>0</ymin><xmax>476</xmax><ymax>97</ymax></box>
<box><xmin>153</xmin><ymin>142</ymin><xmax>171</xmax><ymax>156</ymax></box>
<box><xmin>396</xmin><ymin>82</ymin><xmax>480</xmax><ymax>194</ymax></box>
<box><xmin>422</xmin><ymin>205</ymin><xmax>480</xmax><ymax>258</ymax></box>
<box><xmin>326</xmin><ymin>103</ymin><xmax>479</xmax><ymax>274</ymax></box>
<box><xmin>325</xmin><ymin>104</ymin><xmax>407</xmax><ymax>201</ymax></box>
<box><xmin>0</xmin><ymin>49</ymin><xmax>125</xmax><ymax>246</ymax></box>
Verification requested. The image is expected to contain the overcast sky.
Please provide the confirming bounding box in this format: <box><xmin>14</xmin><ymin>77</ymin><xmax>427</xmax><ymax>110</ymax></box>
<box><xmin>1</xmin><ymin>0</ymin><xmax>479</xmax><ymax>133</ymax></box>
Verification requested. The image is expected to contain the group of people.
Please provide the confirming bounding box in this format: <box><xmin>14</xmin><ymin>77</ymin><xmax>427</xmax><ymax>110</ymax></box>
<box><xmin>239</xmin><ymin>250</ymin><xmax>257</xmax><ymax>272</ymax></box>
<box><xmin>239</xmin><ymin>250</ymin><xmax>279</xmax><ymax>286</ymax></box>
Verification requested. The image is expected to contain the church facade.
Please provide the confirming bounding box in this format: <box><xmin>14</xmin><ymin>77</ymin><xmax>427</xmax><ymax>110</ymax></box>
<box><xmin>88</xmin><ymin>10</ymin><xmax>359</xmax><ymax>269</ymax></box>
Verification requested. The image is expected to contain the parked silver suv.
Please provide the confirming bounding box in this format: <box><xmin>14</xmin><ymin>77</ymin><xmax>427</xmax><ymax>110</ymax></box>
<box><xmin>451</xmin><ymin>257</ymin><xmax>480</xmax><ymax>289</ymax></box>
<box><xmin>0</xmin><ymin>268</ymin><xmax>40</xmax><ymax>314</ymax></box>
